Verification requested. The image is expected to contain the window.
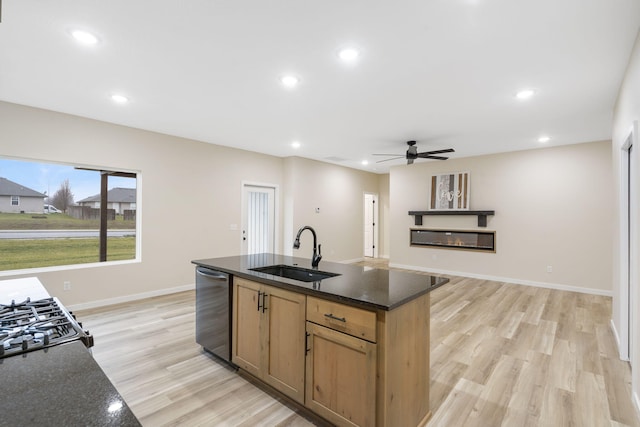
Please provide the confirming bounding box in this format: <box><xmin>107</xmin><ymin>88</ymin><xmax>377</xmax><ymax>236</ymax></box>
<box><xmin>0</xmin><ymin>157</ymin><xmax>139</xmax><ymax>272</ymax></box>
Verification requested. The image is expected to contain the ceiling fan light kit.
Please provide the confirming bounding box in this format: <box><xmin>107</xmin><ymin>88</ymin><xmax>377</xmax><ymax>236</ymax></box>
<box><xmin>373</xmin><ymin>140</ymin><xmax>455</xmax><ymax>165</ymax></box>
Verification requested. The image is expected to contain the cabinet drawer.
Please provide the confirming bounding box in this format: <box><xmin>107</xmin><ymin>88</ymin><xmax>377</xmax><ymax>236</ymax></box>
<box><xmin>306</xmin><ymin>297</ymin><xmax>376</xmax><ymax>342</ymax></box>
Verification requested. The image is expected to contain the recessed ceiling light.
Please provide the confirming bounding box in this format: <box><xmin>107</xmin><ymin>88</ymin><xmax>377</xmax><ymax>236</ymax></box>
<box><xmin>291</xmin><ymin>141</ymin><xmax>301</xmax><ymax>149</ymax></box>
<box><xmin>71</xmin><ymin>30</ymin><xmax>99</xmax><ymax>45</ymax></box>
<box><xmin>110</xmin><ymin>94</ymin><xmax>129</xmax><ymax>104</ymax></box>
<box><xmin>538</xmin><ymin>135</ymin><xmax>551</xmax><ymax>143</ymax></box>
<box><xmin>338</xmin><ymin>48</ymin><xmax>360</xmax><ymax>62</ymax></box>
<box><xmin>281</xmin><ymin>75</ymin><xmax>300</xmax><ymax>88</ymax></box>
<box><xmin>361</xmin><ymin>160</ymin><xmax>369</xmax><ymax>165</ymax></box>
<box><xmin>515</xmin><ymin>89</ymin><xmax>536</xmax><ymax>100</ymax></box>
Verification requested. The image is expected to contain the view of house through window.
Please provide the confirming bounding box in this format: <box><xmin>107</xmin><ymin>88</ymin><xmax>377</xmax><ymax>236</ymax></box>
<box><xmin>0</xmin><ymin>157</ymin><xmax>138</xmax><ymax>272</ymax></box>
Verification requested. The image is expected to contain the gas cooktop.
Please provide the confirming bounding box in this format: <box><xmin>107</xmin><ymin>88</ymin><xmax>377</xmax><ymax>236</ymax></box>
<box><xmin>0</xmin><ymin>297</ymin><xmax>93</xmax><ymax>359</ymax></box>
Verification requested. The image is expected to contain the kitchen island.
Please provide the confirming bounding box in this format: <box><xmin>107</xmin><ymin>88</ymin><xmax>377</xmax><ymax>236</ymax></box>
<box><xmin>192</xmin><ymin>254</ymin><xmax>449</xmax><ymax>427</ymax></box>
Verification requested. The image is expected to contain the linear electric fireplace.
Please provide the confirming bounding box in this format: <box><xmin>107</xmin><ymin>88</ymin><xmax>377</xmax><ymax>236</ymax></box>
<box><xmin>410</xmin><ymin>229</ymin><xmax>496</xmax><ymax>252</ymax></box>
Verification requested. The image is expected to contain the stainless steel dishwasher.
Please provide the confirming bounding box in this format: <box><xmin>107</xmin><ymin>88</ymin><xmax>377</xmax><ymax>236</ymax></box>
<box><xmin>195</xmin><ymin>266</ymin><xmax>233</xmax><ymax>365</ymax></box>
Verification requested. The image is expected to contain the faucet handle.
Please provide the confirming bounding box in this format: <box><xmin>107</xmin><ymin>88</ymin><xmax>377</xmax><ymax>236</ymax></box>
<box><xmin>313</xmin><ymin>244</ymin><xmax>322</xmax><ymax>267</ymax></box>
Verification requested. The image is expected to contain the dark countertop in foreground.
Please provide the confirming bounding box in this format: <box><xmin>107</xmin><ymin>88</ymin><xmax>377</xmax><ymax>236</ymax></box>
<box><xmin>192</xmin><ymin>253</ymin><xmax>449</xmax><ymax>310</ymax></box>
<box><xmin>0</xmin><ymin>278</ymin><xmax>140</xmax><ymax>427</ymax></box>
<box><xmin>0</xmin><ymin>341</ymin><xmax>141</xmax><ymax>427</ymax></box>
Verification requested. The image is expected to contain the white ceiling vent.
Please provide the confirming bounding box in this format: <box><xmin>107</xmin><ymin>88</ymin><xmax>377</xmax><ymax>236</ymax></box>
<box><xmin>323</xmin><ymin>156</ymin><xmax>349</xmax><ymax>162</ymax></box>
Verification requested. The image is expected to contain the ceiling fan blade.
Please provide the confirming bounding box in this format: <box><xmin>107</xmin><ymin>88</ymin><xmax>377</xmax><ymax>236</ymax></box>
<box><xmin>419</xmin><ymin>148</ymin><xmax>455</xmax><ymax>155</ymax></box>
<box><xmin>417</xmin><ymin>154</ymin><xmax>449</xmax><ymax>160</ymax></box>
<box><xmin>376</xmin><ymin>156</ymin><xmax>405</xmax><ymax>163</ymax></box>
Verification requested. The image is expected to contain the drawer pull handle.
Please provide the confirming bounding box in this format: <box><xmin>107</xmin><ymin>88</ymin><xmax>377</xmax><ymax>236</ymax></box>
<box><xmin>324</xmin><ymin>313</ymin><xmax>346</xmax><ymax>322</ymax></box>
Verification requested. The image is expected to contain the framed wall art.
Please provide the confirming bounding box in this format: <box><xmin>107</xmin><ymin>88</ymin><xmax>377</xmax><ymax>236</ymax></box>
<box><xmin>430</xmin><ymin>171</ymin><xmax>470</xmax><ymax>210</ymax></box>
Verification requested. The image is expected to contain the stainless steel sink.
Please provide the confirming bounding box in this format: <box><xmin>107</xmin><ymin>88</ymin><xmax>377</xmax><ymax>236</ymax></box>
<box><xmin>250</xmin><ymin>265</ymin><xmax>340</xmax><ymax>282</ymax></box>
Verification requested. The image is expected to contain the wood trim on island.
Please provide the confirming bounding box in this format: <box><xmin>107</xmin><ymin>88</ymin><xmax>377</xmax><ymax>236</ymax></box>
<box><xmin>377</xmin><ymin>292</ymin><xmax>431</xmax><ymax>426</ymax></box>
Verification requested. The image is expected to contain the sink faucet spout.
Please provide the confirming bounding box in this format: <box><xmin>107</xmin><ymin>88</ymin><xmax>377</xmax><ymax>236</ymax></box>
<box><xmin>293</xmin><ymin>226</ymin><xmax>322</xmax><ymax>267</ymax></box>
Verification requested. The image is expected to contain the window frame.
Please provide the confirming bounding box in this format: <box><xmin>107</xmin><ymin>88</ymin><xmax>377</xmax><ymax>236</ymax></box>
<box><xmin>0</xmin><ymin>156</ymin><xmax>141</xmax><ymax>275</ymax></box>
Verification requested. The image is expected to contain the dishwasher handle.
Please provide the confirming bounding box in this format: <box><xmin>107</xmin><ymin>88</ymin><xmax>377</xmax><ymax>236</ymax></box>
<box><xmin>196</xmin><ymin>267</ymin><xmax>228</xmax><ymax>280</ymax></box>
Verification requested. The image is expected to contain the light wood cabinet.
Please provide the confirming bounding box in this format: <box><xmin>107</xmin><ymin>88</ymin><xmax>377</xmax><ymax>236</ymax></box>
<box><xmin>232</xmin><ymin>278</ymin><xmax>306</xmax><ymax>403</ymax></box>
<box><xmin>306</xmin><ymin>296</ymin><xmax>376</xmax><ymax>342</ymax></box>
<box><xmin>305</xmin><ymin>321</ymin><xmax>376</xmax><ymax>427</ymax></box>
<box><xmin>232</xmin><ymin>277</ymin><xmax>432</xmax><ymax>427</ymax></box>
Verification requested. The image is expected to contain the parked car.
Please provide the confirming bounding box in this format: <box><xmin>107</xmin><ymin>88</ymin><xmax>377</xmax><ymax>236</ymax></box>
<box><xmin>44</xmin><ymin>204</ymin><xmax>62</xmax><ymax>214</ymax></box>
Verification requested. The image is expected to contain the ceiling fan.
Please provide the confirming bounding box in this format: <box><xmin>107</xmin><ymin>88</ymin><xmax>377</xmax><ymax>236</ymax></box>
<box><xmin>373</xmin><ymin>140</ymin><xmax>455</xmax><ymax>165</ymax></box>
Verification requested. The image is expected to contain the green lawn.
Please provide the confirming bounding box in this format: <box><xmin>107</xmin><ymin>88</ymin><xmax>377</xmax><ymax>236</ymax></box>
<box><xmin>0</xmin><ymin>212</ymin><xmax>135</xmax><ymax>230</ymax></box>
<box><xmin>0</xmin><ymin>237</ymin><xmax>136</xmax><ymax>271</ymax></box>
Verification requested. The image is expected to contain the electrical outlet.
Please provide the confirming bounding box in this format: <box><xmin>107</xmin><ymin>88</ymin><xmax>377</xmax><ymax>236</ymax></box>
<box><xmin>546</xmin><ymin>265</ymin><xmax>553</xmax><ymax>273</ymax></box>
<box><xmin>63</xmin><ymin>281</ymin><xmax>71</xmax><ymax>291</ymax></box>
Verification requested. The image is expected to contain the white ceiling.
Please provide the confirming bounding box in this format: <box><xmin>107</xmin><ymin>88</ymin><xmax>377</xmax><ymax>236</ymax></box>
<box><xmin>1</xmin><ymin>1</ymin><xmax>639</xmax><ymax>173</ymax></box>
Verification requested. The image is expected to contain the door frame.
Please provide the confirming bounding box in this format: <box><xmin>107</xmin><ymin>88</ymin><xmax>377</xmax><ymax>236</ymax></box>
<box><xmin>619</xmin><ymin>122</ymin><xmax>638</xmax><ymax>362</ymax></box>
<box><xmin>241</xmin><ymin>181</ymin><xmax>279</xmax><ymax>255</ymax></box>
<box><xmin>363</xmin><ymin>192</ymin><xmax>379</xmax><ymax>258</ymax></box>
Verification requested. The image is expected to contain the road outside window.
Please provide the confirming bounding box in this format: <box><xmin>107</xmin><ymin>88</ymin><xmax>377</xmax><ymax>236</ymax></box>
<box><xmin>0</xmin><ymin>157</ymin><xmax>138</xmax><ymax>272</ymax></box>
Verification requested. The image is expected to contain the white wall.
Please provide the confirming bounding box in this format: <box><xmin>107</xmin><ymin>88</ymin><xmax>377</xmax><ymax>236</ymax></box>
<box><xmin>612</xmin><ymin>30</ymin><xmax>640</xmax><ymax>408</ymax></box>
<box><xmin>0</xmin><ymin>101</ymin><xmax>383</xmax><ymax>307</ymax></box>
<box><xmin>0</xmin><ymin>101</ymin><xmax>286</xmax><ymax>307</ymax></box>
<box><xmin>378</xmin><ymin>174</ymin><xmax>390</xmax><ymax>258</ymax></box>
<box><xmin>283</xmin><ymin>157</ymin><xmax>380</xmax><ymax>262</ymax></box>
<box><xmin>390</xmin><ymin>140</ymin><xmax>613</xmax><ymax>295</ymax></box>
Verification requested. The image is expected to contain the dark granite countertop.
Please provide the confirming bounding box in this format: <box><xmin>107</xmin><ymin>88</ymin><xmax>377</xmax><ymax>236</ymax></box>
<box><xmin>192</xmin><ymin>253</ymin><xmax>449</xmax><ymax>310</ymax></box>
<box><xmin>0</xmin><ymin>340</ymin><xmax>140</xmax><ymax>427</ymax></box>
<box><xmin>0</xmin><ymin>278</ymin><xmax>140</xmax><ymax>427</ymax></box>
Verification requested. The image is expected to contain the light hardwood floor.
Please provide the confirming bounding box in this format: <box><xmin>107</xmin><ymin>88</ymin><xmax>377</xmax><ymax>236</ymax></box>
<box><xmin>77</xmin><ymin>261</ymin><xmax>639</xmax><ymax>426</ymax></box>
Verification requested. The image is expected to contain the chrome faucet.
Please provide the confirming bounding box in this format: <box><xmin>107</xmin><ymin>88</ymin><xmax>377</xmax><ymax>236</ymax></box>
<box><xmin>293</xmin><ymin>226</ymin><xmax>322</xmax><ymax>267</ymax></box>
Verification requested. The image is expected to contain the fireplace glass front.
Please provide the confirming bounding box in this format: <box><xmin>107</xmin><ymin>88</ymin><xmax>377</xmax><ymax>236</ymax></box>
<box><xmin>410</xmin><ymin>229</ymin><xmax>495</xmax><ymax>252</ymax></box>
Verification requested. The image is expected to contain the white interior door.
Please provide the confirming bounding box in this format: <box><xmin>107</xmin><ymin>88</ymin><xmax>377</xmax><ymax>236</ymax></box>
<box><xmin>621</xmin><ymin>129</ymin><xmax>636</xmax><ymax>362</ymax></box>
<box><xmin>363</xmin><ymin>193</ymin><xmax>378</xmax><ymax>258</ymax></box>
<box><xmin>242</xmin><ymin>185</ymin><xmax>276</xmax><ymax>255</ymax></box>
<box><xmin>628</xmin><ymin>142</ymin><xmax>636</xmax><ymax>363</ymax></box>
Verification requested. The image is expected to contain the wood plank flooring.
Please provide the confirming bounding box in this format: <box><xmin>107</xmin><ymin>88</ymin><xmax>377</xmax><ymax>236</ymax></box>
<box><xmin>77</xmin><ymin>261</ymin><xmax>639</xmax><ymax>426</ymax></box>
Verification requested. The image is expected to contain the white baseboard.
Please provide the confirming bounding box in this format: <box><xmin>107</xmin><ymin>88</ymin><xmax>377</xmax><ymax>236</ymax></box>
<box><xmin>341</xmin><ymin>255</ymin><xmax>390</xmax><ymax>264</ymax></box>
<box><xmin>389</xmin><ymin>263</ymin><xmax>613</xmax><ymax>297</ymax></box>
<box><xmin>610</xmin><ymin>319</ymin><xmax>630</xmax><ymax>361</ymax></box>
<box><xmin>340</xmin><ymin>257</ymin><xmax>365</xmax><ymax>264</ymax></box>
<box><xmin>68</xmin><ymin>283</ymin><xmax>195</xmax><ymax>312</ymax></box>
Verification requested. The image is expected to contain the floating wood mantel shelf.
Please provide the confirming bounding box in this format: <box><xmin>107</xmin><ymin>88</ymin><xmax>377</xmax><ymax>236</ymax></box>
<box><xmin>408</xmin><ymin>210</ymin><xmax>495</xmax><ymax>227</ymax></box>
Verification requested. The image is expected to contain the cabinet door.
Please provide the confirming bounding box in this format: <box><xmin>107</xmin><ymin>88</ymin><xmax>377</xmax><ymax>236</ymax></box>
<box><xmin>305</xmin><ymin>322</ymin><xmax>376</xmax><ymax>427</ymax></box>
<box><xmin>263</xmin><ymin>285</ymin><xmax>306</xmax><ymax>403</ymax></box>
<box><xmin>232</xmin><ymin>279</ymin><xmax>262</xmax><ymax>377</ymax></box>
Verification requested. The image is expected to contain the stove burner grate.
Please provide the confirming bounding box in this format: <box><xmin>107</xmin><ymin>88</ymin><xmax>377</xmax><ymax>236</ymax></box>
<box><xmin>0</xmin><ymin>297</ymin><xmax>93</xmax><ymax>358</ymax></box>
